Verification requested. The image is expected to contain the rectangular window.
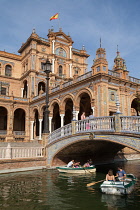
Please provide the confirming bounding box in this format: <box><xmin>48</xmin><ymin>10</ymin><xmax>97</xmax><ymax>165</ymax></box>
<box><xmin>1</xmin><ymin>87</ymin><xmax>6</xmax><ymax>95</ymax></box>
<box><xmin>103</xmin><ymin>66</ymin><xmax>106</xmax><ymax>71</ymax></box>
<box><xmin>96</xmin><ymin>66</ymin><xmax>100</xmax><ymax>72</ymax></box>
<box><xmin>41</xmin><ymin>62</ymin><xmax>44</xmax><ymax>70</ymax></box>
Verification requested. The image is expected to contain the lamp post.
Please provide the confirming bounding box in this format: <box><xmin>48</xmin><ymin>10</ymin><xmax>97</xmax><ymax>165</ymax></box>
<box><xmin>43</xmin><ymin>59</ymin><xmax>52</xmax><ymax>133</ymax></box>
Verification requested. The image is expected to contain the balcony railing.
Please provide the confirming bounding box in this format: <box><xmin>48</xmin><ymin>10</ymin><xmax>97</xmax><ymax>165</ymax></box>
<box><xmin>13</xmin><ymin>131</ymin><xmax>25</xmax><ymax>136</ymax></box>
<box><xmin>0</xmin><ymin>130</ymin><xmax>7</xmax><ymax>135</ymax></box>
<box><xmin>108</xmin><ymin>70</ymin><xmax>120</xmax><ymax>78</ymax></box>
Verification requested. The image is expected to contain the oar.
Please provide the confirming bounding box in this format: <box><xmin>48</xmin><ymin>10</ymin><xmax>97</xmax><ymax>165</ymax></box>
<box><xmin>87</xmin><ymin>179</ymin><xmax>105</xmax><ymax>187</ymax></box>
<box><xmin>87</xmin><ymin>176</ymin><xmax>118</xmax><ymax>187</ymax></box>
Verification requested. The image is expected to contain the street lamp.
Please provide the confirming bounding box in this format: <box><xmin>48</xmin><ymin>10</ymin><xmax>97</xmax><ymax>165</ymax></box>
<box><xmin>43</xmin><ymin>59</ymin><xmax>52</xmax><ymax>133</ymax></box>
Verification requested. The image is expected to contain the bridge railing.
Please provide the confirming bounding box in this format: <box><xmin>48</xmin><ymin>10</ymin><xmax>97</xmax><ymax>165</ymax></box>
<box><xmin>48</xmin><ymin>123</ymin><xmax>72</xmax><ymax>144</ymax></box>
<box><xmin>48</xmin><ymin>116</ymin><xmax>115</xmax><ymax>144</ymax></box>
<box><xmin>75</xmin><ymin>116</ymin><xmax>115</xmax><ymax>133</ymax></box>
<box><xmin>121</xmin><ymin>116</ymin><xmax>140</xmax><ymax>134</ymax></box>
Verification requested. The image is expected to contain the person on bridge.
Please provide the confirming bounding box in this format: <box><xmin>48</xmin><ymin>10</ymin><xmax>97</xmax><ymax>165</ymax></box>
<box><xmin>106</xmin><ymin>169</ymin><xmax>115</xmax><ymax>181</ymax></box>
<box><xmin>81</xmin><ymin>112</ymin><xmax>86</xmax><ymax>120</ymax></box>
<box><xmin>116</xmin><ymin>167</ymin><xmax>126</xmax><ymax>180</ymax></box>
<box><xmin>89</xmin><ymin>110</ymin><xmax>94</xmax><ymax>119</ymax></box>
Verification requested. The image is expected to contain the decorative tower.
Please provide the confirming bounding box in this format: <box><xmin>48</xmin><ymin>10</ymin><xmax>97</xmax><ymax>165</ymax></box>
<box><xmin>91</xmin><ymin>39</ymin><xmax>108</xmax><ymax>75</ymax></box>
<box><xmin>113</xmin><ymin>46</ymin><xmax>129</xmax><ymax>79</ymax></box>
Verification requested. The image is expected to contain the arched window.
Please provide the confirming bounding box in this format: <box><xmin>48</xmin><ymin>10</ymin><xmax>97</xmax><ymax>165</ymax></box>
<box><xmin>38</xmin><ymin>82</ymin><xmax>45</xmax><ymax>95</ymax></box>
<box><xmin>55</xmin><ymin>48</ymin><xmax>67</xmax><ymax>58</ymax></box>
<box><xmin>5</xmin><ymin>65</ymin><xmax>12</xmax><ymax>76</ymax></box>
<box><xmin>59</xmin><ymin>65</ymin><xmax>63</xmax><ymax>76</ymax></box>
<box><xmin>23</xmin><ymin>80</ymin><xmax>28</xmax><ymax>98</ymax></box>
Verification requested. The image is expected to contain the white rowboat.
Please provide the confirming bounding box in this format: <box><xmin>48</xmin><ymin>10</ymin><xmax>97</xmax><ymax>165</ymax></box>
<box><xmin>56</xmin><ymin>165</ymin><xmax>96</xmax><ymax>174</ymax></box>
<box><xmin>100</xmin><ymin>174</ymin><xmax>136</xmax><ymax>195</ymax></box>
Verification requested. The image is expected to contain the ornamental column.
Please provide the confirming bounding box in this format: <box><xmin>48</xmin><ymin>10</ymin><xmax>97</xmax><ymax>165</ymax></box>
<box><xmin>60</xmin><ymin>114</ymin><xmax>65</xmax><ymax>127</ymax></box>
<box><xmin>30</xmin><ymin>121</ymin><xmax>34</xmax><ymax>140</ymax></box>
<box><xmin>52</xmin><ymin>58</ymin><xmax>55</xmax><ymax>73</ymax></box>
<box><xmin>69</xmin><ymin>46</ymin><xmax>72</xmax><ymax>59</ymax></box>
<box><xmin>39</xmin><ymin>119</ymin><xmax>43</xmax><ymax>140</ymax></box>
<box><xmin>49</xmin><ymin>116</ymin><xmax>52</xmax><ymax>133</ymax></box>
<box><xmin>52</xmin><ymin>40</ymin><xmax>55</xmax><ymax>54</ymax></box>
<box><xmin>69</xmin><ymin>63</ymin><xmax>72</xmax><ymax>77</ymax></box>
<box><xmin>21</xmin><ymin>88</ymin><xmax>24</xmax><ymax>97</ymax></box>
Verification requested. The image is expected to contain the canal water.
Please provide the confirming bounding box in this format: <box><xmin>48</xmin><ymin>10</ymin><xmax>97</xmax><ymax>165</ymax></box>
<box><xmin>0</xmin><ymin>160</ymin><xmax>139</xmax><ymax>210</ymax></box>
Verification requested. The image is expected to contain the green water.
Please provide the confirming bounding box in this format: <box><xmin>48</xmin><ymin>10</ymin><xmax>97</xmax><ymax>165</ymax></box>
<box><xmin>0</xmin><ymin>160</ymin><xmax>139</xmax><ymax>210</ymax></box>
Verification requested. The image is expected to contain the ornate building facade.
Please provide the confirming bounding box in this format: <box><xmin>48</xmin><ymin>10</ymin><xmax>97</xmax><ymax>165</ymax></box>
<box><xmin>0</xmin><ymin>28</ymin><xmax>140</xmax><ymax>142</ymax></box>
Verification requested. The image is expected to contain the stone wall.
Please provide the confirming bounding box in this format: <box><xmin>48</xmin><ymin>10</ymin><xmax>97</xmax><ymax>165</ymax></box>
<box><xmin>0</xmin><ymin>157</ymin><xmax>47</xmax><ymax>171</ymax></box>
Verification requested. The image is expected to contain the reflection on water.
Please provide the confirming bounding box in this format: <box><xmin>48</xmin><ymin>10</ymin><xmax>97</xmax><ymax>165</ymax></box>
<box><xmin>101</xmin><ymin>194</ymin><xmax>127</xmax><ymax>208</ymax></box>
<box><xmin>0</xmin><ymin>160</ymin><xmax>139</xmax><ymax>210</ymax></box>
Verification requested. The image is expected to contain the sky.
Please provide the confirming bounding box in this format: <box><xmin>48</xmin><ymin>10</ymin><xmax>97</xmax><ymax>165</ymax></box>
<box><xmin>0</xmin><ymin>0</ymin><xmax>140</xmax><ymax>79</ymax></box>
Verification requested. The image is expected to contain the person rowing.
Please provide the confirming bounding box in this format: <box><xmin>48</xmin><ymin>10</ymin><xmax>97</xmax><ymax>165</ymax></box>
<box><xmin>67</xmin><ymin>160</ymin><xmax>80</xmax><ymax>168</ymax></box>
<box><xmin>67</xmin><ymin>160</ymin><xmax>75</xmax><ymax>167</ymax></box>
<box><xmin>116</xmin><ymin>167</ymin><xmax>126</xmax><ymax>181</ymax></box>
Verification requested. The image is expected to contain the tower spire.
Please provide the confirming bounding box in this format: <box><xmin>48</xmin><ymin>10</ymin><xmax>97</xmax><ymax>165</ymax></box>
<box><xmin>100</xmin><ymin>38</ymin><xmax>102</xmax><ymax>48</ymax></box>
<box><xmin>117</xmin><ymin>45</ymin><xmax>118</xmax><ymax>52</ymax></box>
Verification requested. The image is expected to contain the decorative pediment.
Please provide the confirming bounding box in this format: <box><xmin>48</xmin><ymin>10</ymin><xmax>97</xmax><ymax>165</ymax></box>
<box><xmin>48</xmin><ymin>29</ymin><xmax>73</xmax><ymax>44</ymax></box>
<box><xmin>56</xmin><ymin>35</ymin><xmax>69</xmax><ymax>41</ymax></box>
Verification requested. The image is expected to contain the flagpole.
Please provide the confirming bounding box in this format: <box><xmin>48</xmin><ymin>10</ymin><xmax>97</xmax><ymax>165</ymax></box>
<box><xmin>58</xmin><ymin>12</ymin><xmax>60</xmax><ymax>30</ymax></box>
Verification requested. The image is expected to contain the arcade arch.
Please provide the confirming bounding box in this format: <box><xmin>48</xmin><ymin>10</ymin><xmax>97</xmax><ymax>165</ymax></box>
<box><xmin>0</xmin><ymin>106</ymin><xmax>7</xmax><ymax>131</ymax></box>
<box><xmin>77</xmin><ymin>92</ymin><xmax>92</xmax><ymax>120</ymax></box>
<box><xmin>52</xmin><ymin>103</ymin><xmax>61</xmax><ymax>131</ymax></box>
<box><xmin>13</xmin><ymin>108</ymin><xmax>25</xmax><ymax>132</ymax></box>
<box><xmin>131</xmin><ymin>97</ymin><xmax>140</xmax><ymax>116</ymax></box>
<box><xmin>64</xmin><ymin>98</ymin><xmax>73</xmax><ymax>125</ymax></box>
<box><xmin>33</xmin><ymin>109</ymin><xmax>39</xmax><ymax>137</ymax></box>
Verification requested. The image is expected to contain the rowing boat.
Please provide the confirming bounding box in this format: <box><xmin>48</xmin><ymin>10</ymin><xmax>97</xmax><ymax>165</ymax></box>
<box><xmin>100</xmin><ymin>174</ymin><xmax>136</xmax><ymax>195</ymax></box>
<box><xmin>56</xmin><ymin>165</ymin><xmax>96</xmax><ymax>174</ymax></box>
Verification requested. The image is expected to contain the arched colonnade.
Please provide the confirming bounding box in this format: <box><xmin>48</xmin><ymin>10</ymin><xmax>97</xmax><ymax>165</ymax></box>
<box><xmin>30</xmin><ymin>88</ymin><xmax>95</xmax><ymax>140</ymax></box>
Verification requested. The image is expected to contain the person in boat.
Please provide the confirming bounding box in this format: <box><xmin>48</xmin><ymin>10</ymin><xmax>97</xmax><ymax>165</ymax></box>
<box><xmin>106</xmin><ymin>169</ymin><xmax>115</xmax><ymax>181</ymax></box>
<box><xmin>83</xmin><ymin>162</ymin><xmax>90</xmax><ymax>167</ymax></box>
<box><xmin>88</xmin><ymin>159</ymin><xmax>93</xmax><ymax>166</ymax></box>
<box><xmin>74</xmin><ymin>161</ymin><xmax>80</xmax><ymax>168</ymax></box>
<box><xmin>116</xmin><ymin>167</ymin><xmax>126</xmax><ymax>180</ymax></box>
<box><xmin>67</xmin><ymin>160</ymin><xmax>75</xmax><ymax>168</ymax></box>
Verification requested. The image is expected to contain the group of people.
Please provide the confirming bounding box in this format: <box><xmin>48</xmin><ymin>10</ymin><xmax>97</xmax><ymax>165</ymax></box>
<box><xmin>106</xmin><ymin>167</ymin><xmax>126</xmax><ymax>181</ymax></box>
<box><xmin>67</xmin><ymin>159</ymin><xmax>93</xmax><ymax>168</ymax></box>
<box><xmin>81</xmin><ymin>111</ymin><xmax>94</xmax><ymax>120</ymax></box>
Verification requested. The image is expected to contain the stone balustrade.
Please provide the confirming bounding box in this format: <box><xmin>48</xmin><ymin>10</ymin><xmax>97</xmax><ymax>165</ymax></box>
<box><xmin>0</xmin><ymin>144</ymin><xmax>44</xmax><ymax>159</ymax></box>
<box><xmin>121</xmin><ymin>116</ymin><xmax>140</xmax><ymax>133</ymax></box>
<box><xmin>48</xmin><ymin>123</ymin><xmax>72</xmax><ymax>144</ymax></box>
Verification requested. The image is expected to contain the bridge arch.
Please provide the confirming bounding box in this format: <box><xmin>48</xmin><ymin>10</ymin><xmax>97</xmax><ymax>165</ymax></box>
<box><xmin>47</xmin><ymin>132</ymin><xmax>140</xmax><ymax>167</ymax></box>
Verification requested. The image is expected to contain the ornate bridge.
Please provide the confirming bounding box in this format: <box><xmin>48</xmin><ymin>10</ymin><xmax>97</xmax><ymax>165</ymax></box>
<box><xmin>46</xmin><ymin>115</ymin><xmax>140</xmax><ymax>166</ymax></box>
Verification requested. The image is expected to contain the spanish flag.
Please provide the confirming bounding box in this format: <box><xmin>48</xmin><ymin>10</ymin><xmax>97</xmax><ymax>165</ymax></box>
<box><xmin>50</xmin><ymin>13</ymin><xmax>59</xmax><ymax>21</ymax></box>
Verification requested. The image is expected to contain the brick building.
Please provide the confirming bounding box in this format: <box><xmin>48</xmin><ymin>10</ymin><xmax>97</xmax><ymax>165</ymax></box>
<box><xmin>0</xmin><ymin>28</ymin><xmax>140</xmax><ymax>143</ymax></box>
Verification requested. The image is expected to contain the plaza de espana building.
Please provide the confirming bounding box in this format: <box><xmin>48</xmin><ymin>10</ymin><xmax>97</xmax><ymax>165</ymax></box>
<box><xmin>0</xmin><ymin>28</ymin><xmax>140</xmax><ymax>148</ymax></box>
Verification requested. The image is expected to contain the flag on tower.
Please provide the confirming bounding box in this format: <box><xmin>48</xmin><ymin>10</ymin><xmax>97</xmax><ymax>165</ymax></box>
<box><xmin>50</xmin><ymin>13</ymin><xmax>59</xmax><ymax>21</ymax></box>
